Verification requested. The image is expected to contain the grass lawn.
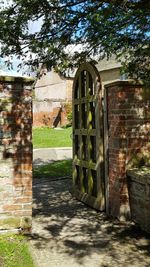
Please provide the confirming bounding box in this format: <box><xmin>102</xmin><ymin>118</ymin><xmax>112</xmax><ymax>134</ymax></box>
<box><xmin>33</xmin><ymin>159</ymin><xmax>72</xmax><ymax>179</ymax></box>
<box><xmin>33</xmin><ymin>127</ymin><xmax>72</xmax><ymax>148</ymax></box>
<box><xmin>0</xmin><ymin>234</ymin><xmax>34</xmax><ymax>267</ymax></box>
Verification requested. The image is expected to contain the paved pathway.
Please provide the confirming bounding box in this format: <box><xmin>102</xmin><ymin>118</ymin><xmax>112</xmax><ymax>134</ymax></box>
<box><xmin>33</xmin><ymin>148</ymin><xmax>72</xmax><ymax>166</ymax></box>
<box><xmin>29</xmin><ymin>175</ymin><xmax>150</xmax><ymax>267</ymax></box>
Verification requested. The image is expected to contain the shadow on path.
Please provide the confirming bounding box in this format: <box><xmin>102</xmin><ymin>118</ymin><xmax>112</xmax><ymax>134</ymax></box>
<box><xmin>29</xmin><ymin>176</ymin><xmax>150</xmax><ymax>267</ymax></box>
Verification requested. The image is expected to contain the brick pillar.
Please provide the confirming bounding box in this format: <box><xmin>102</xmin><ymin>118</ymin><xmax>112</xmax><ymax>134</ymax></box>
<box><xmin>0</xmin><ymin>76</ymin><xmax>34</xmax><ymax>231</ymax></box>
<box><xmin>105</xmin><ymin>81</ymin><xmax>150</xmax><ymax>220</ymax></box>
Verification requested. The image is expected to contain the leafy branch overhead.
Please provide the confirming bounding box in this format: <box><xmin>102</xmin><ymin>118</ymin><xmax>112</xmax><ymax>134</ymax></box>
<box><xmin>0</xmin><ymin>0</ymin><xmax>149</xmax><ymax>84</ymax></box>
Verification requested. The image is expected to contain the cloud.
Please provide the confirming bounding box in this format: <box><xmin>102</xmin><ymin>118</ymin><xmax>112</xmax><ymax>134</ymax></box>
<box><xmin>28</xmin><ymin>17</ymin><xmax>43</xmax><ymax>34</ymax></box>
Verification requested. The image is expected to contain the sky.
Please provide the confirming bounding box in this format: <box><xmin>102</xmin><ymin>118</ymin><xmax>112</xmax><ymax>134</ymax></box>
<box><xmin>0</xmin><ymin>0</ymin><xmax>42</xmax><ymax>76</ymax></box>
<box><xmin>8</xmin><ymin>19</ymin><xmax>42</xmax><ymax>76</ymax></box>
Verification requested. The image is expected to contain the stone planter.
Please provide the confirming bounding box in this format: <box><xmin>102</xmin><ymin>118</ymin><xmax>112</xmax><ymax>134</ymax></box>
<box><xmin>127</xmin><ymin>167</ymin><xmax>150</xmax><ymax>233</ymax></box>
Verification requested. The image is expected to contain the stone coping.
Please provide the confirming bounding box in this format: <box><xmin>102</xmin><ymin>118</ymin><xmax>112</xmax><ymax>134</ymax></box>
<box><xmin>0</xmin><ymin>75</ymin><xmax>35</xmax><ymax>83</ymax></box>
<box><xmin>127</xmin><ymin>166</ymin><xmax>150</xmax><ymax>183</ymax></box>
<box><xmin>104</xmin><ymin>79</ymin><xmax>143</xmax><ymax>88</ymax></box>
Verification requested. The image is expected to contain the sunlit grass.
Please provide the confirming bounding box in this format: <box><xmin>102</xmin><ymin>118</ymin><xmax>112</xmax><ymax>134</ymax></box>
<box><xmin>0</xmin><ymin>234</ymin><xmax>35</xmax><ymax>267</ymax></box>
<box><xmin>33</xmin><ymin>127</ymin><xmax>72</xmax><ymax>148</ymax></box>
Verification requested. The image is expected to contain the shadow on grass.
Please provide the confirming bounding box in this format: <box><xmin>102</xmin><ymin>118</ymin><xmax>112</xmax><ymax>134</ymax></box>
<box><xmin>33</xmin><ymin>159</ymin><xmax>72</xmax><ymax>180</ymax></box>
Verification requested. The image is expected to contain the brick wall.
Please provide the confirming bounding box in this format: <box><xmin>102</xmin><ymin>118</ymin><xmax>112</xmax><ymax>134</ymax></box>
<box><xmin>105</xmin><ymin>81</ymin><xmax>150</xmax><ymax>220</ymax></box>
<box><xmin>33</xmin><ymin>103</ymin><xmax>70</xmax><ymax>127</ymax></box>
<box><xmin>0</xmin><ymin>76</ymin><xmax>34</xmax><ymax>231</ymax></box>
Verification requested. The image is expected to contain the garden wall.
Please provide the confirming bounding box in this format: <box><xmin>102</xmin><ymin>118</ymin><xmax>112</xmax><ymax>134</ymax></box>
<box><xmin>33</xmin><ymin>100</ymin><xmax>71</xmax><ymax>127</ymax></box>
<box><xmin>33</xmin><ymin>69</ymin><xmax>73</xmax><ymax>127</ymax></box>
<box><xmin>105</xmin><ymin>81</ymin><xmax>150</xmax><ymax>220</ymax></box>
<box><xmin>0</xmin><ymin>75</ymin><xmax>34</xmax><ymax>231</ymax></box>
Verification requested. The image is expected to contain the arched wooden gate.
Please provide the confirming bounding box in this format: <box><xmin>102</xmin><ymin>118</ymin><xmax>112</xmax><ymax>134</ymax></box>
<box><xmin>72</xmin><ymin>63</ymin><xmax>105</xmax><ymax>211</ymax></box>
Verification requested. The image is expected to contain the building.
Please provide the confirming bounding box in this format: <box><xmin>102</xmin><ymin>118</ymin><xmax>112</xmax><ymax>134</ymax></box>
<box><xmin>33</xmin><ymin>57</ymin><xmax>122</xmax><ymax>127</ymax></box>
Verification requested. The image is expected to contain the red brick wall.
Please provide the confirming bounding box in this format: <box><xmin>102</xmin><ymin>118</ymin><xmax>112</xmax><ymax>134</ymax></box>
<box><xmin>33</xmin><ymin>106</ymin><xmax>69</xmax><ymax>127</ymax></box>
<box><xmin>105</xmin><ymin>81</ymin><xmax>150</xmax><ymax>220</ymax></box>
<box><xmin>0</xmin><ymin>77</ymin><xmax>33</xmax><ymax>231</ymax></box>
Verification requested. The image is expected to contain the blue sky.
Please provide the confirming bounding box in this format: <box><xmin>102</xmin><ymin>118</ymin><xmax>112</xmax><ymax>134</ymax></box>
<box><xmin>0</xmin><ymin>1</ymin><xmax>42</xmax><ymax>76</ymax></box>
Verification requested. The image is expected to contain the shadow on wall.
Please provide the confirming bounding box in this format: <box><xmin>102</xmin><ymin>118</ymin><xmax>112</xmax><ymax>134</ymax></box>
<box><xmin>53</xmin><ymin>107</ymin><xmax>62</xmax><ymax>127</ymax></box>
<box><xmin>33</xmin><ymin>101</ymin><xmax>72</xmax><ymax>128</ymax></box>
<box><xmin>106</xmin><ymin>82</ymin><xmax>150</xmax><ymax>219</ymax></box>
<box><xmin>0</xmin><ymin>79</ymin><xmax>33</xmax><ymax>229</ymax></box>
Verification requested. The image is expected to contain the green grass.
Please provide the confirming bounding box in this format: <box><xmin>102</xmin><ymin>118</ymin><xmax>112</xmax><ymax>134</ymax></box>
<box><xmin>0</xmin><ymin>234</ymin><xmax>35</xmax><ymax>267</ymax></box>
<box><xmin>33</xmin><ymin>159</ymin><xmax>72</xmax><ymax>179</ymax></box>
<box><xmin>33</xmin><ymin>127</ymin><xmax>72</xmax><ymax>148</ymax></box>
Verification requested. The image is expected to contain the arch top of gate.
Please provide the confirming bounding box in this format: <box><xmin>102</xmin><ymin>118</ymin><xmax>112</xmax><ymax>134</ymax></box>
<box><xmin>73</xmin><ymin>62</ymin><xmax>101</xmax><ymax>100</ymax></box>
<box><xmin>74</xmin><ymin>62</ymin><xmax>101</xmax><ymax>81</ymax></box>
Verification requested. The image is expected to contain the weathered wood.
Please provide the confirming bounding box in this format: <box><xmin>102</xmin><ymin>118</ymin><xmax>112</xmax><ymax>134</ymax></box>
<box><xmin>72</xmin><ymin>62</ymin><xmax>105</xmax><ymax>211</ymax></box>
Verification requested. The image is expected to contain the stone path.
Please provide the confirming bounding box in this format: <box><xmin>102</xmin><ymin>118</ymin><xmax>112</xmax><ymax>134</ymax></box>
<box><xmin>33</xmin><ymin>148</ymin><xmax>72</xmax><ymax>166</ymax></box>
<box><xmin>29</xmin><ymin>176</ymin><xmax>150</xmax><ymax>267</ymax></box>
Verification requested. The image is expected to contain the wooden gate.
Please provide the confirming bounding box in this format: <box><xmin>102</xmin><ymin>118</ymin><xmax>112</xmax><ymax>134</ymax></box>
<box><xmin>72</xmin><ymin>63</ymin><xmax>105</xmax><ymax>210</ymax></box>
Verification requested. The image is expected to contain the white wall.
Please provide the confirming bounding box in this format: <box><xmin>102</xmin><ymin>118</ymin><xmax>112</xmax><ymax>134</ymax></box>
<box><xmin>35</xmin><ymin>70</ymin><xmax>67</xmax><ymax>100</ymax></box>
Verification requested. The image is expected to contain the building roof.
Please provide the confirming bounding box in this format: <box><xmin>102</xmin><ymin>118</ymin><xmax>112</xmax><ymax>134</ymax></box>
<box><xmin>65</xmin><ymin>56</ymin><xmax>121</xmax><ymax>78</ymax></box>
<box><xmin>96</xmin><ymin>57</ymin><xmax>121</xmax><ymax>72</ymax></box>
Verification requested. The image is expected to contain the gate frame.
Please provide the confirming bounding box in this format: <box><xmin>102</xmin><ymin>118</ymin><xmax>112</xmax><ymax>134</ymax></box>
<box><xmin>72</xmin><ymin>62</ymin><xmax>106</xmax><ymax>211</ymax></box>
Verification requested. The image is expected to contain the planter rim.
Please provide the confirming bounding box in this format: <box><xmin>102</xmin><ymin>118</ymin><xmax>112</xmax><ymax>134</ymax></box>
<box><xmin>127</xmin><ymin>167</ymin><xmax>150</xmax><ymax>181</ymax></box>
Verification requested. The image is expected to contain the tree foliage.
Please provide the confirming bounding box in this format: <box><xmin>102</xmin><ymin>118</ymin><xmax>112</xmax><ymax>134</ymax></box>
<box><xmin>0</xmin><ymin>0</ymin><xmax>149</xmax><ymax>84</ymax></box>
